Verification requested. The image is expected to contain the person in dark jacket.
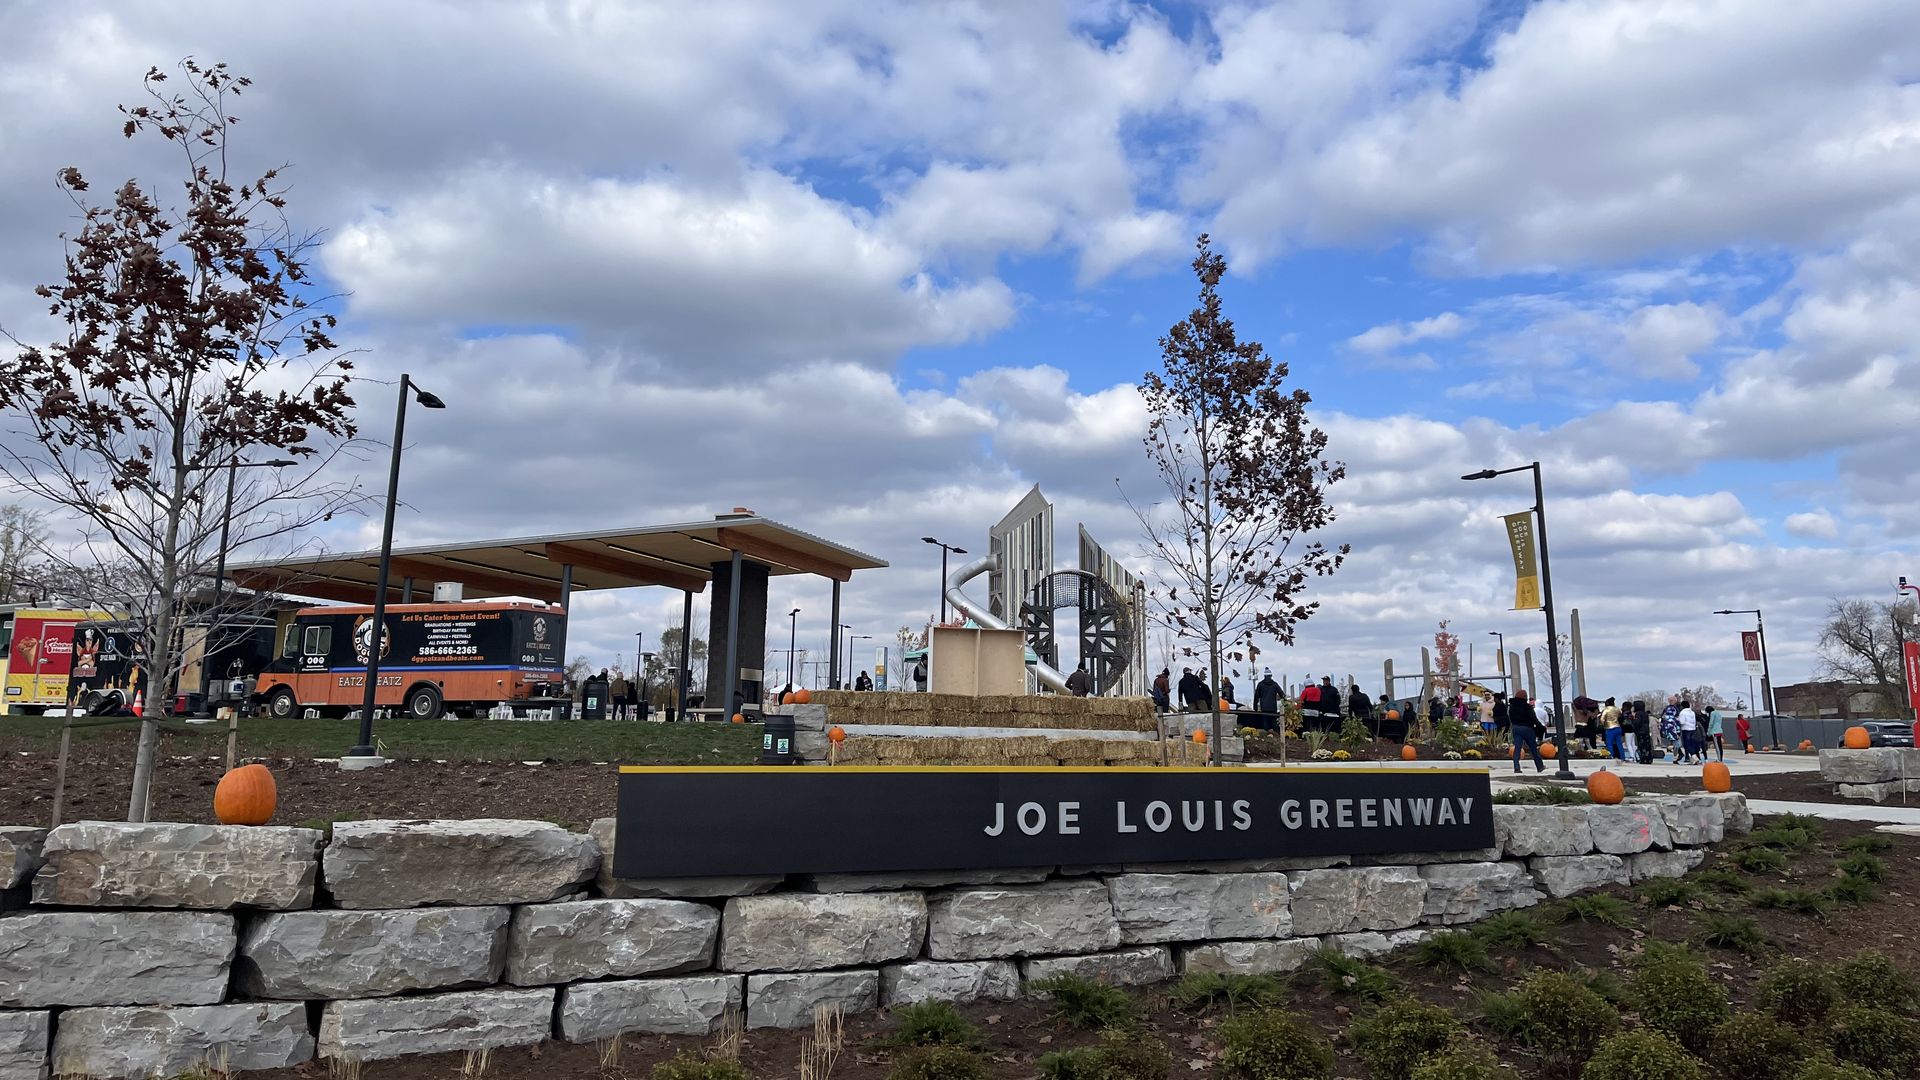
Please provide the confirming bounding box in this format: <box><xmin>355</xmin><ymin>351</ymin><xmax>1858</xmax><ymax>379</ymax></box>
<box><xmin>1319</xmin><ymin>676</ymin><xmax>1342</xmax><ymax>720</ymax></box>
<box><xmin>1152</xmin><ymin>669</ymin><xmax>1172</xmax><ymax>712</ymax></box>
<box><xmin>1219</xmin><ymin>676</ymin><xmax>1236</xmax><ymax>707</ymax></box>
<box><xmin>1253</xmin><ymin>670</ymin><xmax>1282</xmax><ymax>717</ymax></box>
<box><xmin>1177</xmin><ymin>668</ymin><xmax>1204</xmax><ymax>711</ymax></box>
<box><xmin>1065</xmin><ymin>663</ymin><xmax>1091</xmax><ymax>697</ymax></box>
<box><xmin>1509</xmin><ymin>689</ymin><xmax>1545</xmax><ymax>772</ymax></box>
<box><xmin>1347</xmin><ymin>683</ymin><xmax>1373</xmax><ymax>731</ymax></box>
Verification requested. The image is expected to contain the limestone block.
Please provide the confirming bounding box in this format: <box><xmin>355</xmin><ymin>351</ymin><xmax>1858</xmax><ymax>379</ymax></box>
<box><xmin>719</xmin><ymin>892</ymin><xmax>925</xmax><ymax>973</ymax></box>
<box><xmin>926</xmin><ymin>881</ymin><xmax>1121</xmax><ymax>960</ymax></box>
<box><xmin>1323</xmin><ymin>930</ymin><xmax>1432</xmax><ymax>959</ymax></box>
<box><xmin>1105</xmin><ymin>873</ymin><xmax>1289</xmax><ymax>943</ymax></box>
<box><xmin>1627</xmin><ymin>849</ymin><xmax>1707</xmax><ymax>882</ymax></box>
<box><xmin>1126</xmin><ymin>856</ymin><xmax>1348</xmax><ymax>873</ymax></box>
<box><xmin>1586</xmin><ymin>805</ymin><xmax>1670</xmax><ymax>855</ymax></box>
<box><xmin>0</xmin><ymin>1011</ymin><xmax>47</xmax><ymax>1080</ymax></box>
<box><xmin>1353</xmin><ymin>848</ymin><xmax>1501</xmax><ymax>867</ymax></box>
<box><xmin>589</xmin><ymin>819</ymin><xmax>781</xmax><ymax>898</ymax></box>
<box><xmin>1528</xmin><ymin>854</ymin><xmax>1629</xmax><ymax>898</ymax></box>
<box><xmin>1418</xmin><ymin>862</ymin><xmax>1541</xmax><ymax>924</ymax></box>
<box><xmin>0</xmin><ymin>911</ymin><xmax>233</xmax><ymax>1007</ymax></box>
<box><xmin>1840</xmin><ymin>781</ymin><xmax>1904</xmax><ymax>803</ymax></box>
<box><xmin>1819</xmin><ymin>748</ymin><xmax>1902</xmax><ymax>784</ymax></box>
<box><xmin>800</xmin><ymin>867</ymin><xmax>1051</xmax><ymax>892</ymax></box>
<box><xmin>1705</xmin><ymin>792</ymin><xmax>1752</xmax><ymax>835</ymax></box>
<box><xmin>881</xmin><ymin>961</ymin><xmax>1021</xmax><ymax>1006</ymax></box>
<box><xmin>318</xmin><ymin>988</ymin><xmax>555</xmax><ymax>1062</ymax></box>
<box><xmin>508</xmin><ymin>898</ymin><xmax>718</xmax><ymax>985</ymax></box>
<box><xmin>1492</xmin><ymin>805</ymin><xmax>1594</xmax><ymax>857</ymax></box>
<box><xmin>236</xmin><ymin>906</ymin><xmax>508</xmax><ymax>999</ymax></box>
<box><xmin>33</xmin><ymin>823</ymin><xmax>321</xmax><ymax>911</ymax></box>
<box><xmin>1657</xmin><ymin>796</ymin><xmax>1725</xmax><ymax>846</ymax></box>
<box><xmin>51</xmin><ymin>1003</ymin><xmax>311</xmax><ymax>1078</ymax></box>
<box><xmin>0</xmin><ymin>828</ymin><xmax>45</xmax><ymax>891</ymax></box>
<box><xmin>558</xmin><ymin>975</ymin><xmax>744</xmax><ymax>1041</ymax></box>
<box><xmin>746</xmin><ymin>970</ymin><xmax>879</xmax><ymax>1029</ymax></box>
<box><xmin>323</xmin><ymin>819</ymin><xmax>597</xmax><ymax>908</ymax></box>
<box><xmin>1287</xmin><ymin>867</ymin><xmax>1426</xmax><ymax>936</ymax></box>
<box><xmin>1022</xmin><ymin>947</ymin><xmax>1174</xmax><ymax>988</ymax></box>
<box><xmin>1178</xmin><ymin>939</ymin><xmax>1320</xmax><ymax>976</ymax></box>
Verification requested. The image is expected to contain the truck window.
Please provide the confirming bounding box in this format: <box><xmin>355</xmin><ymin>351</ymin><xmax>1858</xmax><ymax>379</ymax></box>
<box><xmin>302</xmin><ymin>625</ymin><xmax>332</xmax><ymax>657</ymax></box>
<box><xmin>282</xmin><ymin>624</ymin><xmax>300</xmax><ymax>658</ymax></box>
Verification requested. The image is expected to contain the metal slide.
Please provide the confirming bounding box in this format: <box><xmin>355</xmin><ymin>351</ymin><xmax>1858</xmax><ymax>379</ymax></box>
<box><xmin>942</xmin><ymin>553</ymin><xmax>1074</xmax><ymax>693</ymax></box>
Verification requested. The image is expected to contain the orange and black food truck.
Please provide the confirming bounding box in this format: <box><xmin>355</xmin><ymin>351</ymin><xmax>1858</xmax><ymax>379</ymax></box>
<box><xmin>252</xmin><ymin>602</ymin><xmax>568</xmax><ymax>720</ymax></box>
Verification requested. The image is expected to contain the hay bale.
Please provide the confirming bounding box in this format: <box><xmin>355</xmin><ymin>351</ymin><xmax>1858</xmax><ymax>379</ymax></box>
<box><xmin>973</xmin><ymin>694</ymin><xmax>1014</xmax><ymax>713</ymax></box>
<box><xmin>995</xmin><ymin>735</ymin><xmax>1049</xmax><ymax>757</ymax></box>
<box><xmin>814</xmin><ymin>690</ymin><xmax>859</xmax><ymax>709</ymax></box>
<box><xmin>1012</xmin><ymin>694</ymin><xmax>1071</xmax><ymax>715</ymax></box>
<box><xmin>1005</xmin><ymin>756</ymin><xmax>1057</xmax><ymax>767</ymax></box>
<box><xmin>1049</xmin><ymin>738</ymin><xmax>1105</xmax><ymax>757</ymax></box>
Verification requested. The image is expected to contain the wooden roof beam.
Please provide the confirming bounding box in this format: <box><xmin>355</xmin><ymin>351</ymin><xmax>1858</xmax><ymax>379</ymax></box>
<box><xmin>387</xmin><ymin>557</ymin><xmax>563</xmax><ymax>603</ymax></box>
<box><xmin>233</xmin><ymin>572</ymin><xmax>382</xmax><ymax>605</ymax></box>
<box><xmin>712</xmin><ymin>527</ymin><xmax>852</xmax><ymax>582</ymax></box>
<box><xmin>543</xmin><ymin>542</ymin><xmax>707</xmax><ymax>593</ymax></box>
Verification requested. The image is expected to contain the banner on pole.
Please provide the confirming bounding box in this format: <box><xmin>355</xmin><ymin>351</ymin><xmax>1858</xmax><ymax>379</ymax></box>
<box><xmin>1503</xmin><ymin>512</ymin><xmax>1542</xmax><ymax>611</ymax></box>
<box><xmin>1740</xmin><ymin>632</ymin><xmax>1765</xmax><ymax>677</ymax></box>
<box><xmin>1905</xmin><ymin>641</ymin><xmax>1920</xmax><ymax>713</ymax></box>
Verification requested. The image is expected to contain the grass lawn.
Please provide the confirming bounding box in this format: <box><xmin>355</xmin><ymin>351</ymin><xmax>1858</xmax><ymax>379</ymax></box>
<box><xmin>0</xmin><ymin>714</ymin><xmax>761</xmax><ymax>765</ymax></box>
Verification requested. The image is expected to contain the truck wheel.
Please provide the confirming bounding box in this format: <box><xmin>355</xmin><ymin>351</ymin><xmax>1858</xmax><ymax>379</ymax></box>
<box><xmin>406</xmin><ymin>685</ymin><xmax>444</xmax><ymax>720</ymax></box>
<box><xmin>267</xmin><ymin>688</ymin><xmax>298</xmax><ymax>720</ymax></box>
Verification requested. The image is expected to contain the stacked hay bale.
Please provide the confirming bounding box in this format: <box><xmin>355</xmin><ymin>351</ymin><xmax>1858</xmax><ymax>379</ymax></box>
<box><xmin>789</xmin><ymin>691</ymin><xmax>1238</xmax><ymax>766</ymax></box>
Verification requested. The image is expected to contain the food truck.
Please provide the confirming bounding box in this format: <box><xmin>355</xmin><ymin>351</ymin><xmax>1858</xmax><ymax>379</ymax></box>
<box><xmin>252</xmin><ymin>601</ymin><xmax>568</xmax><ymax>719</ymax></box>
<box><xmin>0</xmin><ymin>607</ymin><xmax>116</xmax><ymax>714</ymax></box>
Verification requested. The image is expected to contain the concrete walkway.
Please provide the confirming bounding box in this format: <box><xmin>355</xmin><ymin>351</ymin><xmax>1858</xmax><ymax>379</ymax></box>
<box><xmin>1250</xmin><ymin>754</ymin><xmax>1821</xmax><ymax>779</ymax></box>
<box><xmin>1744</xmin><ymin>800</ymin><xmax>1920</xmax><ymax>826</ymax></box>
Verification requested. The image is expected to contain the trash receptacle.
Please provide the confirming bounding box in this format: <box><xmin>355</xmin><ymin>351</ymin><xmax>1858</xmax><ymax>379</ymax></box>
<box><xmin>581</xmin><ymin>677</ymin><xmax>610</xmax><ymax>722</ymax></box>
<box><xmin>761</xmin><ymin>713</ymin><xmax>798</xmax><ymax>765</ymax></box>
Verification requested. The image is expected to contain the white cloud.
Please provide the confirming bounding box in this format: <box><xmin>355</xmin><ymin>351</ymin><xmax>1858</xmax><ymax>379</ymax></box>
<box><xmin>1784</xmin><ymin>510</ymin><xmax>1840</xmax><ymax>540</ymax></box>
<box><xmin>1348</xmin><ymin>311</ymin><xmax>1467</xmax><ymax>355</ymax></box>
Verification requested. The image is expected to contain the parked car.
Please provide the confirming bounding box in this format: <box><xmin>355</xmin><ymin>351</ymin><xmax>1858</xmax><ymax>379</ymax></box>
<box><xmin>1842</xmin><ymin>721</ymin><xmax>1916</xmax><ymax>749</ymax></box>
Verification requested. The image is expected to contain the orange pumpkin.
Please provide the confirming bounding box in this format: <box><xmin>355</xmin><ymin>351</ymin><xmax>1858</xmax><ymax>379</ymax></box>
<box><xmin>1385</xmin><ymin>709</ymin><xmax>1401</xmax><ymax>721</ymax></box>
<box><xmin>1702</xmin><ymin>761</ymin><xmax>1732</xmax><ymax>793</ymax></box>
<box><xmin>1586</xmin><ymin>770</ymin><xmax>1625</xmax><ymax>805</ymax></box>
<box><xmin>1797</xmin><ymin>739</ymin><xmax>1815</xmax><ymax>751</ymax></box>
<box><xmin>828</xmin><ymin>726</ymin><xmax>846</xmax><ymax>743</ymax></box>
<box><xmin>731</xmin><ymin>713</ymin><xmax>747</xmax><ymax>724</ymax></box>
<box><xmin>1541</xmin><ymin>742</ymin><xmax>1558</xmax><ymax>759</ymax></box>
<box><xmin>213</xmin><ymin>763</ymin><xmax>277</xmax><ymax>826</ymax></box>
<box><xmin>1219</xmin><ymin>699</ymin><xmax>1232</xmax><ymax>712</ymax></box>
<box><xmin>1843</xmin><ymin>726</ymin><xmax>1872</xmax><ymax>749</ymax></box>
<box><xmin>1192</xmin><ymin>729</ymin><xmax>1209</xmax><ymax>744</ymax></box>
<box><xmin>792</xmin><ymin>688</ymin><xmax>812</xmax><ymax>705</ymax></box>
<box><xmin>1400</xmin><ymin>744</ymin><xmax>1418</xmax><ymax>761</ymax></box>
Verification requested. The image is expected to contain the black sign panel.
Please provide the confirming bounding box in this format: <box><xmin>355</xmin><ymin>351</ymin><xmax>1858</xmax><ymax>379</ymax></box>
<box><xmin>296</xmin><ymin>608</ymin><xmax>565</xmax><ymax>672</ymax></box>
<box><xmin>614</xmin><ymin>767</ymin><xmax>1494</xmax><ymax>879</ymax></box>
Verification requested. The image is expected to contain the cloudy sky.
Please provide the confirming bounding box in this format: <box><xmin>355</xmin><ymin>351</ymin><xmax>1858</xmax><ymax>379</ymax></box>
<box><xmin>2</xmin><ymin>0</ymin><xmax>1916</xmax><ymax>702</ymax></box>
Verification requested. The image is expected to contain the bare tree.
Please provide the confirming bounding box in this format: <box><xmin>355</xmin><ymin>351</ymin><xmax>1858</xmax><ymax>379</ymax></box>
<box><xmin>0</xmin><ymin>505</ymin><xmax>49</xmax><ymax>604</ymax></box>
<box><xmin>1817</xmin><ymin>597</ymin><xmax>1915</xmax><ymax>714</ymax></box>
<box><xmin>0</xmin><ymin>61</ymin><xmax>361</xmax><ymax>821</ymax></box>
<box><xmin>1124</xmin><ymin>235</ymin><xmax>1347</xmax><ymax>752</ymax></box>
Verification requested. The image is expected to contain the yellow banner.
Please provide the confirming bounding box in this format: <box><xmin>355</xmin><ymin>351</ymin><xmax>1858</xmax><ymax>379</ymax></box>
<box><xmin>1504</xmin><ymin>511</ymin><xmax>1541</xmax><ymax>611</ymax></box>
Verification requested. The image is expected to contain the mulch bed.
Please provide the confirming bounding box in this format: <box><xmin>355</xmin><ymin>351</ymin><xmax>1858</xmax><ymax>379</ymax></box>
<box><xmin>237</xmin><ymin>817</ymin><xmax>1920</xmax><ymax>1080</ymax></box>
<box><xmin>1627</xmin><ymin>769</ymin><xmax>1865</xmax><ymax>805</ymax></box>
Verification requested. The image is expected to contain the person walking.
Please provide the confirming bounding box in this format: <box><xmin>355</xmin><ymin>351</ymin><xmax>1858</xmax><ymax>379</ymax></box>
<box><xmin>1066</xmin><ymin>662</ymin><xmax>1092</xmax><ymax>697</ymax></box>
<box><xmin>1706</xmin><ymin>704</ymin><xmax>1726</xmax><ymax>761</ymax></box>
<box><xmin>1152</xmin><ymin>669</ymin><xmax>1172</xmax><ymax>712</ymax></box>
<box><xmin>1219</xmin><ymin>676</ymin><xmax>1237</xmax><ymax>708</ymax></box>
<box><xmin>1735</xmin><ymin>712</ymin><xmax>1752</xmax><ymax>753</ymax></box>
<box><xmin>854</xmin><ymin>670</ymin><xmax>874</xmax><ymax>692</ymax></box>
<box><xmin>1178</xmin><ymin>668</ymin><xmax>1204</xmax><ymax>712</ymax></box>
<box><xmin>1253</xmin><ymin>669</ymin><xmax>1281</xmax><ymax>724</ymax></box>
<box><xmin>1347</xmin><ymin>682</ymin><xmax>1373</xmax><ymax>733</ymax></box>
<box><xmin>1509</xmin><ymin>690</ymin><xmax>1545</xmax><ymax>773</ymax></box>
<box><xmin>1599</xmin><ymin>697</ymin><xmax>1624</xmax><ymax>760</ymax></box>
<box><xmin>1677</xmin><ymin>699</ymin><xmax>1700</xmax><ymax>764</ymax></box>
<box><xmin>913</xmin><ymin>659</ymin><xmax>928</xmax><ymax>693</ymax></box>
<box><xmin>1660</xmin><ymin>696</ymin><xmax>1682</xmax><ymax>762</ymax></box>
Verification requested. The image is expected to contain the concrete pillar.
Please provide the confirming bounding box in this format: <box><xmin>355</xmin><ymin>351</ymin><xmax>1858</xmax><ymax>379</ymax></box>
<box><xmin>706</xmin><ymin>556</ymin><xmax>769</xmax><ymax>712</ymax></box>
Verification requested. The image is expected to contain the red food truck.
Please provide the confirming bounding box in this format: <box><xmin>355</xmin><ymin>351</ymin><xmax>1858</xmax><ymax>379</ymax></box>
<box><xmin>252</xmin><ymin>601</ymin><xmax>568</xmax><ymax>719</ymax></box>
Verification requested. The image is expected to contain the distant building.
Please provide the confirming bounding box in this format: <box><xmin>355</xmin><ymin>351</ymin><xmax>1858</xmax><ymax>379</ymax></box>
<box><xmin>1773</xmin><ymin>680</ymin><xmax>1904</xmax><ymax>721</ymax></box>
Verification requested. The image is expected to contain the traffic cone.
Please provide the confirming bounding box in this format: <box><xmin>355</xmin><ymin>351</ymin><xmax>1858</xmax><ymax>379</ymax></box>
<box><xmin>131</xmin><ymin>687</ymin><xmax>144</xmax><ymax>717</ymax></box>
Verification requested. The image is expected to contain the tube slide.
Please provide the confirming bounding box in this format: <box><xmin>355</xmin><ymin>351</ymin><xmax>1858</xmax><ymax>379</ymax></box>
<box><xmin>943</xmin><ymin>553</ymin><xmax>1073</xmax><ymax>693</ymax></box>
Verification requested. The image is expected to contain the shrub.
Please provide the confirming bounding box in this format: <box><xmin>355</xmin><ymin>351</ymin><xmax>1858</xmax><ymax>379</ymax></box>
<box><xmin>1750</xmin><ymin>819</ymin><xmax>1821</xmax><ymax>853</ymax></box>
<box><xmin>1827</xmin><ymin>1007</ymin><xmax>1920</xmax><ymax>1076</ymax></box>
<box><xmin>1830</xmin><ymin>952</ymin><xmax>1920</xmax><ymax>1012</ymax></box>
<box><xmin>1634</xmin><ymin>940</ymin><xmax>1703</xmax><ymax>968</ymax></box>
<box><xmin>887</xmin><ymin>1002</ymin><xmax>978</xmax><ymax>1047</ymax></box>
<box><xmin>1215</xmin><ymin>1010</ymin><xmax>1334</xmax><ymax>1080</ymax></box>
<box><xmin>1835</xmin><ymin>852</ymin><xmax>1888</xmax><ymax>883</ymax></box>
<box><xmin>1756</xmin><ymin>958</ymin><xmax>1837</xmax><ymax>1023</ymax></box>
<box><xmin>1339</xmin><ymin>713</ymin><xmax>1373</xmax><ymax>749</ymax></box>
<box><xmin>1696</xmin><ymin>914</ymin><xmax>1769</xmax><ymax>958</ymax></box>
<box><xmin>1827</xmin><ymin>875</ymin><xmax>1880</xmax><ymax>905</ymax></box>
<box><xmin>653</xmin><ymin>1055</ymin><xmax>752</xmax><ymax>1080</ymax></box>
<box><xmin>1472</xmin><ymin>910</ymin><xmax>1549</xmax><ymax>950</ymax></box>
<box><xmin>1479</xmin><ymin>970</ymin><xmax>1619</xmax><ymax>1069</ymax></box>
<box><xmin>1789</xmin><ymin>1061</ymin><xmax>1885</xmax><ymax>1080</ymax></box>
<box><xmin>1347</xmin><ymin>999</ymin><xmax>1463</xmax><ymax>1080</ymax></box>
<box><xmin>1579</xmin><ymin>1031</ymin><xmax>1705</xmax><ymax>1080</ymax></box>
<box><xmin>1038</xmin><ymin>1030</ymin><xmax>1171</xmax><ymax>1080</ymax></box>
<box><xmin>887</xmin><ymin>1045</ymin><xmax>989</xmax><ymax>1080</ymax></box>
<box><xmin>1574</xmin><ymin>967</ymin><xmax>1631</xmax><ymax>1006</ymax></box>
<box><xmin>1839</xmin><ymin>834</ymin><xmax>1893</xmax><ymax>855</ymax></box>
<box><xmin>1559</xmin><ymin>894</ymin><xmax>1636</xmax><ymax>928</ymax></box>
<box><xmin>1434</xmin><ymin>717</ymin><xmax>1468</xmax><ymax>752</ymax></box>
<box><xmin>1691</xmin><ymin>867</ymin><xmax>1753</xmax><ymax>895</ymax></box>
<box><xmin>1413</xmin><ymin>931</ymin><xmax>1494</xmax><ymax>974</ymax></box>
<box><xmin>1029</xmin><ymin>974</ymin><xmax>1138</xmax><ymax>1030</ymax></box>
<box><xmin>1407</xmin><ymin>1043</ymin><xmax>1506</xmax><ymax>1080</ymax></box>
<box><xmin>1638</xmin><ymin>878</ymin><xmax>1703</xmax><ymax>908</ymax></box>
<box><xmin>1733</xmin><ymin>846</ymin><xmax>1792</xmax><ymax>874</ymax></box>
<box><xmin>1705</xmin><ymin>1012</ymin><xmax>1813</xmax><ymax>1080</ymax></box>
<box><xmin>1774</xmin><ymin>811</ymin><xmax>1827</xmax><ymax>835</ymax></box>
<box><xmin>1311</xmin><ymin>947</ymin><xmax>1398</xmax><ymax>1002</ymax></box>
<box><xmin>1169</xmin><ymin>972</ymin><xmax>1285</xmax><ymax>1013</ymax></box>
<box><xmin>1493</xmin><ymin>785</ymin><xmax>1589</xmax><ymax>805</ymax></box>
<box><xmin>1631</xmin><ymin>950</ymin><xmax>1730</xmax><ymax>1052</ymax></box>
<box><xmin>1750</xmin><ymin>887</ymin><xmax>1834</xmax><ymax>920</ymax></box>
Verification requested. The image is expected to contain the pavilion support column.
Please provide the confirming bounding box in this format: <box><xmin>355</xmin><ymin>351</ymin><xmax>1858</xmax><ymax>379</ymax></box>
<box><xmin>400</xmin><ymin>577</ymin><xmax>414</xmax><ymax>604</ymax></box>
<box><xmin>706</xmin><ymin>553</ymin><xmax>767</xmax><ymax>716</ymax></box>
<box><xmin>559</xmin><ymin>564</ymin><xmax>573</xmax><ymax>611</ymax></box>
<box><xmin>679</xmin><ymin>589</ymin><xmax>694</xmax><ymax>720</ymax></box>
<box><xmin>828</xmin><ymin>579</ymin><xmax>842</xmax><ymax>690</ymax></box>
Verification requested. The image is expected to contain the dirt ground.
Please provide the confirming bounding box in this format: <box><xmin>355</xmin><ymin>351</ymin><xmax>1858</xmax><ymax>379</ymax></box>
<box><xmin>240</xmin><ymin>817</ymin><xmax>1920</xmax><ymax>1080</ymax></box>
<box><xmin>1627</xmin><ymin>768</ymin><xmax>1883</xmax><ymax>806</ymax></box>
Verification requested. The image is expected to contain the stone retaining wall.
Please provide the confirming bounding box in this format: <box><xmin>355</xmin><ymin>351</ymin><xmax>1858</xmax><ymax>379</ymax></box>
<box><xmin>1818</xmin><ymin>748</ymin><xmax>1920</xmax><ymax>802</ymax></box>
<box><xmin>0</xmin><ymin>792</ymin><xmax>1748</xmax><ymax>1079</ymax></box>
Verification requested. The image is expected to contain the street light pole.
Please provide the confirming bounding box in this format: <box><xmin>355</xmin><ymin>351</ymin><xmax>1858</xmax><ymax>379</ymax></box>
<box><xmin>1714</xmin><ymin>608</ymin><xmax>1778</xmax><ymax>748</ymax></box>
<box><xmin>635</xmin><ymin>631</ymin><xmax>644</xmax><ymax>720</ymax></box>
<box><xmin>1463</xmin><ymin>462</ymin><xmax>1574</xmax><ymax>780</ymax></box>
<box><xmin>921</xmin><ymin>537</ymin><xmax>968</xmax><ymax>623</ymax></box>
<box><xmin>787</xmin><ymin>607</ymin><xmax>800</xmax><ymax>692</ymax></box>
<box><xmin>198</xmin><ymin>457</ymin><xmax>295</xmax><ymax>711</ymax></box>
<box><xmin>836</xmin><ymin>623</ymin><xmax>851</xmax><ymax>689</ymax></box>
<box><xmin>851</xmin><ymin>634</ymin><xmax>873</xmax><ymax>687</ymax></box>
<box><xmin>1488</xmin><ymin>631</ymin><xmax>1506</xmax><ymax>690</ymax></box>
<box><xmin>350</xmin><ymin>375</ymin><xmax>446</xmax><ymax>759</ymax></box>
